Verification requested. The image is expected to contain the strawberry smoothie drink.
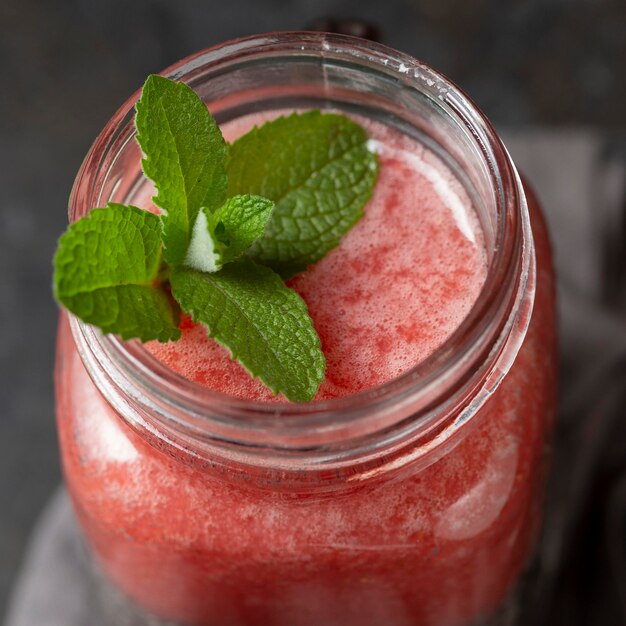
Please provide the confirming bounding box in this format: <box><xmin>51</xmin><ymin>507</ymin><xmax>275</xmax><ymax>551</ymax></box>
<box><xmin>55</xmin><ymin>34</ymin><xmax>557</xmax><ymax>626</ymax></box>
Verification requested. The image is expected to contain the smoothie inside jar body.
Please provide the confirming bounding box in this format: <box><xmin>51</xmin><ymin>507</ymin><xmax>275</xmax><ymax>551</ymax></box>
<box><xmin>58</xmin><ymin>109</ymin><xmax>547</xmax><ymax>626</ymax></box>
<box><xmin>145</xmin><ymin>112</ymin><xmax>488</xmax><ymax>398</ymax></box>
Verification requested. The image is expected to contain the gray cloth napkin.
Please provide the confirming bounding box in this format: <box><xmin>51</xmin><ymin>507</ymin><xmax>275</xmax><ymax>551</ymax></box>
<box><xmin>5</xmin><ymin>130</ymin><xmax>626</xmax><ymax>626</ymax></box>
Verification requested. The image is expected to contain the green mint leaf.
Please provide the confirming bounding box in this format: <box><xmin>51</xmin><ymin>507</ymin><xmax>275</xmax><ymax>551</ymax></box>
<box><xmin>211</xmin><ymin>195</ymin><xmax>275</xmax><ymax>263</ymax></box>
<box><xmin>170</xmin><ymin>260</ymin><xmax>325</xmax><ymax>402</ymax></box>
<box><xmin>135</xmin><ymin>74</ymin><xmax>228</xmax><ymax>265</ymax></box>
<box><xmin>185</xmin><ymin>195</ymin><xmax>274</xmax><ymax>273</ymax></box>
<box><xmin>226</xmin><ymin>111</ymin><xmax>379</xmax><ymax>278</ymax></box>
<box><xmin>53</xmin><ymin>204</ymin><xmax>181</xmax><ymax>342</ymax></box>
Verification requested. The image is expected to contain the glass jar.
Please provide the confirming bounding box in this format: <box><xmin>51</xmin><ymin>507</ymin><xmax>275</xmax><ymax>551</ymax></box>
<box><xmin>55</xmin><ymin>32</ymin><xmax>557</xmax><ymax>626</ymax></box>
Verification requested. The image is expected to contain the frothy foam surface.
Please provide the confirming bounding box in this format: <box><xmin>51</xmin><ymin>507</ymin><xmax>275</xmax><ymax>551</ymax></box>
<box><xmin>145</xmin><ymin>112</ymin><xmax>488</xmax><ymax>401</ymax></box>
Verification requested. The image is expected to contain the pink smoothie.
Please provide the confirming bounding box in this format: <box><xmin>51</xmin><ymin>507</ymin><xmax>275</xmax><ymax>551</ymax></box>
<box><xmin>56</xmin><ymin>110</ymin><xmax>557</xmax><ymax>626</ymax></box>
<box><xmin>146</xmin><ymin>113</ymin><xmax>488</xmax><ymax>399</ymax></box>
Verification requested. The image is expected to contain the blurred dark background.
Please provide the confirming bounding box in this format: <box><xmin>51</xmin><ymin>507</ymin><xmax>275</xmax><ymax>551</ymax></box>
<box><xmin>1</xmin><ymin>0</ymin><xmax>625</xmax><ymax>624</ymax></box>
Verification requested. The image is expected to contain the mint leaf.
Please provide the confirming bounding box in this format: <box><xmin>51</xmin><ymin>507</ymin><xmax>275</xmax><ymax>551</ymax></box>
<box><xmin>136</xmin><ymin>74</ymin><xmax>228</xmax><ymax>265</ymax></box>
<box><xmin>185</xmin><ymin>194</ymin><xmax>274</xmax><ymax>273</ymax></box>
<box><xmin>170</xmin><ymin>260</ymin><xmax>325</xmax><ymax>402</ymax></box>
<box><xmin>211</xmin><ymin>195</ymin><xmax>274</xmax><ymax>263</ymax></box>
<box><xmin>53</xmin><ymin>204</ymin><xmax>180</xmax><ymax>342</ymax></box>
<box><xmin>226</xmin><ymin>111</ymin><xmax>378</xmax><ymax>278</ymax></box>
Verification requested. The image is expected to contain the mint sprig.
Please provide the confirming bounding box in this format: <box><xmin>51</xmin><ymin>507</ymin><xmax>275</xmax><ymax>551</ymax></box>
<box><xmin>53</xmin><ymin>74</ymin><xmax>379</xmax><ymax>402</ymax></box>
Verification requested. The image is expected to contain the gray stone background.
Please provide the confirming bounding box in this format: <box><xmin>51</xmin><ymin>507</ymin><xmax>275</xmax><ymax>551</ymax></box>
<box><xmin>0</xmin><ymin>0</ymin><xmax>625</xmax><ymax>623</ymax></box>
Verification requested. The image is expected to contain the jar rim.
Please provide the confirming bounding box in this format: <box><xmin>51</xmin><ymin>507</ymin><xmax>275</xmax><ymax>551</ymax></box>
<box><xmin>68</xmin><ymin>31</ymin><xmax>535</xmax><ymax>475</ymax></box>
